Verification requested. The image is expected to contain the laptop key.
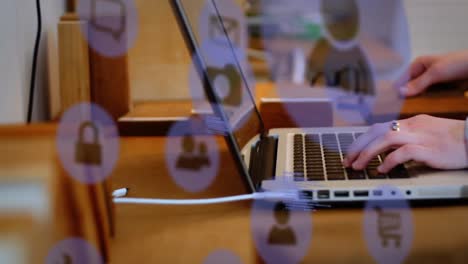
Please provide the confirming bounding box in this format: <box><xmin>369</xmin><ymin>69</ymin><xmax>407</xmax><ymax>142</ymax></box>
<box><xmin>388</xmin><ymin>164</ymin><xmax>410</xmax><ymax>179</ymax></box>
<box><xmin>346</xmin><ymin>168</ymin><xmax>366</xmax><ymax>180</ymax></box>
<box><xmin>293</xmin><ymin>134</ymin><xmax>304</xmax><ymax>176</ymax></box>
<box><xmin>367</xmin><ymin>168</ymin><xmax>387</xmax><ymax>179</ymax></box>
<box><xmin>378</xmin><ymin>151</ymin><xmax>410</xmax><ymax>179</ymax></box>
<box><xmin>294</xmin><ymin>175</ymin><xmax>305</xmax><ymax>182</ymax></box>
<box><xmin>366</xmin><ymin>156</ymin><xmax>387</xmax><ymax>179</ymax></box>
<box><xmin>338</xmin><ymin>133</ymin><xmax>354</xmax><ymax>159</ymax></box>
<box><xmin>321</xmin><ymin>133</ymin><xmax>346</xmax><ymax>180</ymax></box>
<box><xmin>327</xmin><ymin>171</ymin><xmax>346</xmax><ymax>181</ymax></box>
<box><xmin>304</xmin><ymin>134</ymin><xmax>325</xmax><ymax>181</ymax></box>
<box><xmin>306</xmin><ymin>171</ymin><xmax>325</xmax><ymax>181</ymax></box>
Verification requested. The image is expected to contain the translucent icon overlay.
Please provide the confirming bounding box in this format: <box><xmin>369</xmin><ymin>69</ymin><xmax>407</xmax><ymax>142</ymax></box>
<box><xmin>363</xmin><ymin>185</ymin><xmax>413</xmax><ymax>264</ymax></box>
<box><xmin>77</xmin><ymin>0</ymin><xmax>139</xmax><ymax>57</ymax></box>
<box><xmin>251</xmin><ymin>198</ymin><xmax>313</xmax><ymax>264</ymax></box>
<box><xmin>57</xmin><ymin>103</ymin><xmax>120</xmax><ymax>184</ymax></box>
<box><xmin>204</xmin><ymin>249</ymin><xmax>242</xmax><ymax>264</ymax></box>
<box><xmin>45</xmin><ymin>238</ymin><xmax>103</xmax><ymax>264</ymax></box>
<box><xmin>165</xmin><ymin>119</ymin><xmax>220</xmax><ymax>193</ymax></box>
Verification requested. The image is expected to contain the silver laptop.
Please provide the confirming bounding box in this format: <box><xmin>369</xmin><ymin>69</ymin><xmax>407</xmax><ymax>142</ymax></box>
<box><xmin>171</xmin><ymin>0</ymin><xmax>468</xmax><ymax>202</ymax></box>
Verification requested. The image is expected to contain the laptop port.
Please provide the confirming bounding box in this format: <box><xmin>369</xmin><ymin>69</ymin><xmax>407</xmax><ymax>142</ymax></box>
<box><xmin>354</xmin><ymin>190</ymin><xmax>369</xmax><ymax>197</ymax></box>
<box><xmin>334</xmin><ymin>191</ymin><xmax>349</xmax><ymax>198</ymax></box>
<box><xmin>317</xmin><ymin>190</ymin><xmax>330</xmax><ymax>199</ymax></box>
<box><xmin>372</xmin><ymin>190</ymin><xmax>383</xmax><ymax>196</ymax></box>
<box><xmin>300</xmin><ymin>191</ymin><xmax>313</xmax><ymax>200</ymax></box>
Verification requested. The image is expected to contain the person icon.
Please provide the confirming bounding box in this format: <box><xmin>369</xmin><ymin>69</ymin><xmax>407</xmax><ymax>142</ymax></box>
<box><xmin>197</xmin><ymin>142</ymin><xmax>211</xmax><ymax>167</ymax></box>
<box><xmin>307</xmin><ymin>0</ymin><xmax>375</xmax><ymax>121</ymax></box>
<box><xmin>60</xmin><ymin>253</ymin><xmax>73</xmax><ymax>264</ymax></box>
<box><xmin>267</xmin><ymin>201</ymin><xmax>297</xmax><ymax>245</ymax></box>
<box><xmin>176</xmin><ymin>135</ymin><xmax>196</xmax><ymax>170</ymax></box>
<box><xmin>176</xmin><ymin>135</ymin><xmax>211</xmax><ymax>171</ymax></box>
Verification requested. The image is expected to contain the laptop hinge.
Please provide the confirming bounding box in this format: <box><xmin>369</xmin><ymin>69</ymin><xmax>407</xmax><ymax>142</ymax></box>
<box><xmin>249</xmin><ymin>136</ymin><xmax>278</xmax><ymax>188</ymax></box>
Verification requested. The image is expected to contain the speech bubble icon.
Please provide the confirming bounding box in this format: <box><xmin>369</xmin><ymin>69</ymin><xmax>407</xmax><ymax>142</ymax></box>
<box><xmin>78</xmin><ymin>0</ymin><xmax>139</xmax><ymax>58</ymax></box>
<box><xmin>90</xmin><ymin>0</ymin><xmax>126</xmax><ymax>41</ymax></box>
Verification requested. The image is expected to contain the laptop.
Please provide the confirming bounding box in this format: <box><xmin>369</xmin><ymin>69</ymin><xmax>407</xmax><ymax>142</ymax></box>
<box><xmin>171</xmin><ymin>0</ymin><xmax>468</xmax><ymax>203</ymax></box>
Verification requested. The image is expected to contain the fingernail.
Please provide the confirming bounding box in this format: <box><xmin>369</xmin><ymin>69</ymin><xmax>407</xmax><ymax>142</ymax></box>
<box><xmin>342</xmin><ymin>158</ymin><xmax>349</xmax><ymax>167</ymax></box>
<box><xmin>377</xmin><ymin>165</ymin><xmax>384</xmax><ymax>173</ymax></box>
<box><xmin>352</xmin><ymin>162</ymin><xmax>360</xmax><ymax>170</ymax></box>
<box><xmin>399</xmin><ymin>86</ymin><xmax>408</xmax><ymax>95</ymax></box>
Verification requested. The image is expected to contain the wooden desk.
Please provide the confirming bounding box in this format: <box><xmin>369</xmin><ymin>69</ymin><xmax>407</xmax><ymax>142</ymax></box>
<box><xmin>2</xmin><ymin>125</ymin><xmax>468</xmax><ymax>263</ymax></box>
<box><xmin>109</xmin><ymin>135</ymin><xmax>468</xmax><ymax>263</ymax></box>
<box><xmin>0</xmin><ymin>125</ymin><xmax>112</xmax><ymax>262</ymax></box>
<box><xmin>110</xmin><ymin>82</ymin><xmax>468</xmax><ymax>263</ymax></box>
<box><xmin>119</xmin><ymin>82</ymin><xmax>468</xmax><ymax>136</ymax></box>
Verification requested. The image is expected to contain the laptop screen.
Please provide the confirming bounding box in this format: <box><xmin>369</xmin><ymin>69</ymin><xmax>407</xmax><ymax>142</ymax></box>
<box><xmin>176</xmin><ymin>0</ymin><xmax>265</xmax><ymax>150</ymax></box>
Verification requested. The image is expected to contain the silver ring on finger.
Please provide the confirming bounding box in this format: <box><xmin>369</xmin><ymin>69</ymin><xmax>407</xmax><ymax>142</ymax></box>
<box><xmin>391</xmin><ymin>120</ymin><xmax>401</xmax><ymax>132</ymax></box>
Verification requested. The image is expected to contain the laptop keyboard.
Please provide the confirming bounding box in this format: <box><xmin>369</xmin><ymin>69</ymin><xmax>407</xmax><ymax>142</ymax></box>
<box><xmin>293</xmin><ymin>133</ymin><xmax>409</xmax><ymax>181</ymax></box>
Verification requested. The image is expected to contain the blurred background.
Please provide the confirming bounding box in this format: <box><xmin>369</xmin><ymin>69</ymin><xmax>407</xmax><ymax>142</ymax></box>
<box><xmin>2</xmin><ymin>0</ymin><xmax>468</xmax><ymax>124</ymax></box>
<box><xmin>1</xmin><ymin>1</ymin><xmax>468</xmax><ymax>263</ymax></box>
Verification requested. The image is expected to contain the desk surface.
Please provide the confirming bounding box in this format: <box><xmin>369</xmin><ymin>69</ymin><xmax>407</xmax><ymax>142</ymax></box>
<box><xmin>110</xmin><ymin>135</ymin><xmax>468</xmax><ymax>264</ymax></box>
<box><xmin>127</xmin><ymin>82</ymin><xmax>468</xmax><ymax>120</ymax></box>
<box><xmin>111</xmin><ymin>83</ymin><xmax>468</xmax><ymax>263</ymax></box>
<box><xmin>2</xmin><ymin>124</ymin><xmax>468</xmax><ymax>263</ymax></box>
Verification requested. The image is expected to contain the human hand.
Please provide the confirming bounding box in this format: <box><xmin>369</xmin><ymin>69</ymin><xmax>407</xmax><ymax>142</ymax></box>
<box><xmin>343</xmin><ymin>115</ymin><xmax>468</xmax><ymax>173</ymax></box>
<box><xmin>398</xmin><ymin>51</ymin><xmax>468</xmax><ymax>97</ymax></box>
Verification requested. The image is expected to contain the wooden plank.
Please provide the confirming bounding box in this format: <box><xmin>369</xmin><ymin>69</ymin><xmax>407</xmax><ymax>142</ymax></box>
<box><xmin>128</xmin><ymin>0</ymin><xmax>193</xmax><ymax>101</ymax></box>
<box><xmin>0</xmin><ymin>124</ymin><xmax>113</xmax><ymax>262</ymax></box>
<box><xmin>89</xmin><ymin>49</ymin><xmax>131</xmax><ymax>120</ymax></box>
<box><xmin>118</xmin><ymin>101</ymin><xmax>193</xmax><ymax>136</ymax></box>
<box><xmin>58</xmin><ymin>17</ymin><xmax>91</xmax><ymax>113</ymax></box>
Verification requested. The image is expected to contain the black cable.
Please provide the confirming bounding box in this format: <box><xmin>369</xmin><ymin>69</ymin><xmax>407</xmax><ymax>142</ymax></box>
<box><xmin>27</xmin><ymin>0</ymin><xmax>42</xmax><ymax>123</ymax></box>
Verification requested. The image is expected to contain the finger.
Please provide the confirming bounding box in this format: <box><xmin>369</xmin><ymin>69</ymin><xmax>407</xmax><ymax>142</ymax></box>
<box><xmin>409</xmin><ymin>56</ymin><xmax>437</xmax><ymax>79</ymax></box>
<box><xmin>344</xmin><ymin>123</ymin><xmax>390</xmax><ymax>167</ymax></box>
<box><xmin>351</xmin><ymin>132</ymin><xmax>419</xmax><ymax>170</ymax></box>
<box><xmin>398</xmin><ymin>56</ymin><xmax>437</xmax><ymax>96</ymax></box>
<box><xmin>377</xmin><ymin>144</ymin><xmax>429</xmax><ymax>173</ymax></box>
<box><xmin>403</xmin><ymin>62</ymin><xmax>448</xmax><ymax>97</ymax></box>
<box><xmin>403</xmin><ymin>74</ymin><xmax>434</xmax><ymax>97</ymax></box>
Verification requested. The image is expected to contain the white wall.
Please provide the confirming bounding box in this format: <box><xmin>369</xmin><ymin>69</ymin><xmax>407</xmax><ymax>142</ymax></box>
<box><xmin>0</xmin><ymin>0</ymin><xmax>65</xmax><ymax>124</ymax></box>
<box><xmin>404</xmin><ymin>0</ymin><xmax>468</xmax><ymax>58</ymax></box>
<box><xmin>0</xmin><ymin>0</ymin><xmax>26</xmax><ymax>124</ymax></box>
<box><xmin>1</xmin><ymin>0</ymin><xmax>468</xmax><ymax>123</ymax></box>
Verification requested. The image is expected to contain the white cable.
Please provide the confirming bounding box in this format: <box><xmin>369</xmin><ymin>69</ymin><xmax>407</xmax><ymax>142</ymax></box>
<box><xmin>112</xmin><ymin>188</ymin><xmax>129</xmax><ymax>198</ymax></box>
<box><xmin>112</xmin><ymin>188</ymin><xmax>298</xmax><ymax>206</ymax></box>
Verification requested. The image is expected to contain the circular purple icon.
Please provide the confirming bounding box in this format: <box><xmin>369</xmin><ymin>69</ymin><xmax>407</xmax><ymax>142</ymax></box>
<box><xmin>46</xmin><ymin>238</ymin><xmax>103</xmax><ymax>264</ymax></box>
<box><xmin>204</xmin><ymin>249</ymin><xmax>242</xmax><ymax>264</ymax></box>
<box><xmin>189</xmin><ymin>39</ymin><xmax>256</xmax><ymax>133</ymax></box>
<box><xmin>165</xmin><ymin>119</ymin><xmax>220</xmax><ymax>193</ymax></box>
<box><xmin>199</xmin><ymin>0</ymin><xmax>248</xmax><ymax>52</ymax></box>
<box><xmin>321</xmin><ymin>46</ymin><xmax>379</xmax><ymax>125</ymax></box>
<box><xmin>191</xmin><ymin>0</ymin><xmax>255</xmax><ymax>132</ymax></box>
<box><xmin>57</xmin><ymin>102</ymin><xmax>120</xmax><ymax>184</ymax></box>
<box><xmin>261</xmin><ymin>0</ymin><xmax>410</xmax><ymax>126</ymax></box>
<box><xmin>251</xmin><ymin>198</ymin><xmax>313</xmax><ymax>264</ymax></box>
<box><xmin>77</xmin><ymin>0</ymin><xmax>139</xmax><ymax>58</ymax></box>
<box><xmin>363</xmin><ymin>185</ymin><xmax>413</xmax><ymax>264</ymax></box>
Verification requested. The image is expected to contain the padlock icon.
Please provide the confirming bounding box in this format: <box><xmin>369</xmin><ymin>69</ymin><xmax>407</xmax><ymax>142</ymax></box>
<box><xmin>75</xmin><ymin>121</ymin><xmax>102</xmax><ymax>165</ymax></box>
